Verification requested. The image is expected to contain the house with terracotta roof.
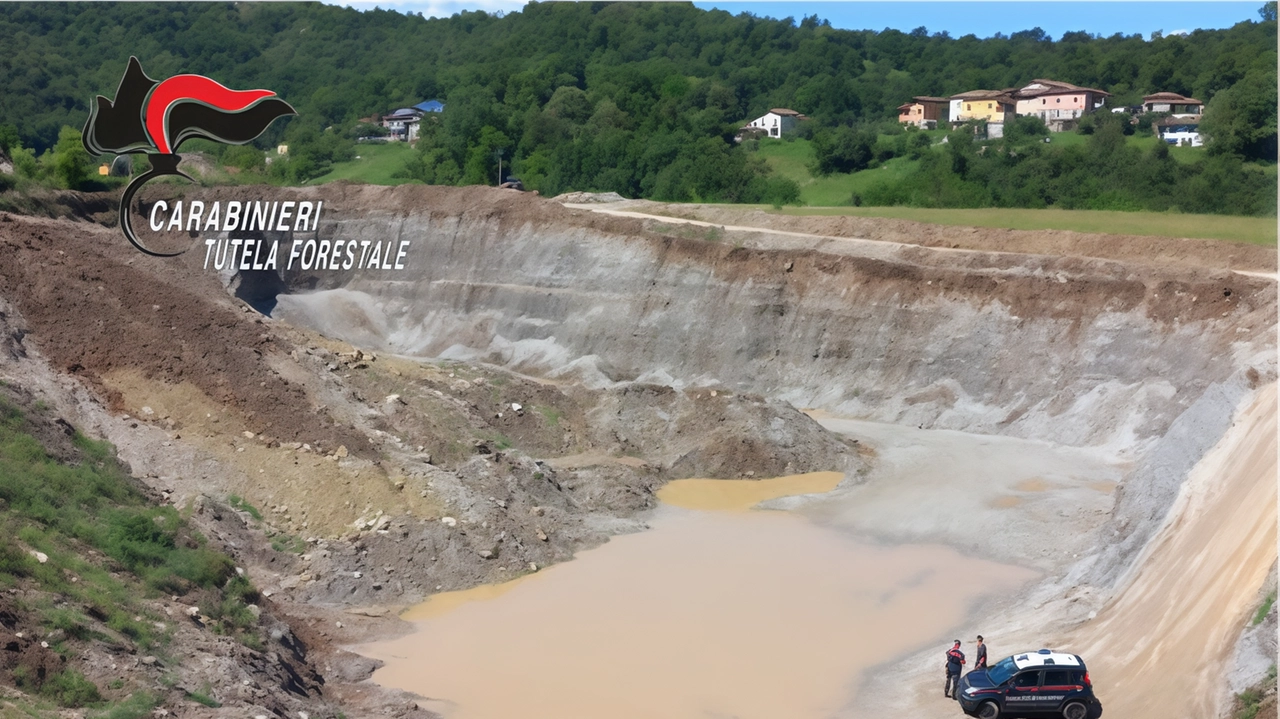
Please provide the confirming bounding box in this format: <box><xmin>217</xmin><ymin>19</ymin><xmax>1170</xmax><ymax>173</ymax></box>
<box><xmin>1142</xmin><ymin>93</ymin><xmax>1203</xmax><ymax>116</ymax></box>
<box><xmin>740</xmin><ymin>108</ymin><xmax>810</xmax><ymax>139</ymax></box>
<box><xmin>1013</xmin><ymin>79</ymin><xmax>1111</xmax><ymax>130</ymax></box>
<box><xmin>897</xmin><ymin>96</ymin><xmax>949</xmax><ymax>129</ymax></box>
<box><xmin>949</xmin><ymin>90</ymin><xmax>1017</xmax><ymax>125</ymax></box>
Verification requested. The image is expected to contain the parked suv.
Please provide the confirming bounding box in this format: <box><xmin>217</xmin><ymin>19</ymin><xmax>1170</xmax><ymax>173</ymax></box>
<box><xmin>956</xmin><ymin>649</ymin><xmax>1102</xmax><ymax>719</ymax></box>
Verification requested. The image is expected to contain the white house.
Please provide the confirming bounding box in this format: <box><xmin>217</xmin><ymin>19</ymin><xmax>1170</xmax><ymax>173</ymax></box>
<box><xmin>1155</xmin><ymin>116</ymin><xmax>1203</xmax><ymax>147</ymax></box>
<box><xmin>740</xmin><ymin>108</ymin><xmax>809</xmax><ymax>139</ymax></box>
<box><xmin>382</xmin><ymin>107</ymin><xmax>426</xmax><ymax>141</ymax></box>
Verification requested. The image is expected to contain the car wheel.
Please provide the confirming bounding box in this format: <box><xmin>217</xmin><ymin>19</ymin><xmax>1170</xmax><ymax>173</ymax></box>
<box><xmin>1062</xmin><ymin>701</ymin><xmax>1088</xmax><ymax>719</ymax></box>
<box><xmin>977</xmin><ymin>701</ymin><xmax>1000</xmax><ymax>719</ymax></box>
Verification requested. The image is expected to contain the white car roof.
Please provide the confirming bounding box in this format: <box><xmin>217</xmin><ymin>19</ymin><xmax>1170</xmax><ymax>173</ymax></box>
<box><xmin>1012</xmin><ymin>650</ymin><xmax>1083</xmax><ymax>669</ymax></box>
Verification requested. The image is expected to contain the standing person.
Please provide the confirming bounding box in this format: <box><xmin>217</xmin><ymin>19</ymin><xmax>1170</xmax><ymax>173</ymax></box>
<box><xmin>975</xmin><ymin>635</ymin><xmax>988</xmax><ymax>669</ymax></box>
<box><xmin>944</xmin><ymin>640</ymin><xmax>966</xmax><ymax>698</ymax></box>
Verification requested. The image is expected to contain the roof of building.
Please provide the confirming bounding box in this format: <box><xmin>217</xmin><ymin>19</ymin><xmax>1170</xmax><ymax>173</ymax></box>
<box><xmin>950</xmin><ymin>89</ymin><xmax>1005</xmax><ymax>100</ymax></box>
<box><xmin>384</xmin><ymin>107</ymin><xmax>423</xmax><ymax>119</ymax></box>
<box><xmin>913</xmin><ymin>96</ymin><xmax>950</xmax><ymax>104</ymax></box>
<box><xmin>414</xmin><ymin>99</ymin><xmax>445</xmax><ymax>112</ymax></box>
<box><xmin>1016</xmin><ymin>79</ymin><xmax>1112</xmax><ymax>98</ymax></box>
<box><xmin>1011</xmin><ymin>650</ymin><xmax>1084</xmax><ymax>670</ymax></box>
<box><xmin>950</xmin><ymin>90</ymin><xmax>1018</xmax><ymax>105</ymax></box>
<box><xmin>1143</xmin><ymin>92</ymin><xmax>1203</xmax><ymax>105</ymax></box>
<box><xmin>769</xmin><ymin>108</ymin><xmax>806</xmax><ymax>117</ymax></box>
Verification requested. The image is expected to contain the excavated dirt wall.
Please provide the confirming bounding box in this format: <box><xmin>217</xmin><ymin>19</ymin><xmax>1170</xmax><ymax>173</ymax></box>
<box><xmin>258</xmin><ymin>185</ymin><xmax>1278</xmax><ymax>590</ymax></box>
<box><xmin>262</xmin><ymin>186</ymin><xmax>1274</xmax><ymax>455</ymax></box>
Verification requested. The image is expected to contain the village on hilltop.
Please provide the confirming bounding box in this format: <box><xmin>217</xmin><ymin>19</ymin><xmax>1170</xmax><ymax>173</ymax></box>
<box><xmin>363</xmin><ymin>79</ymin><xmax>1206</xmax><ymax>155</ymax></box>
<box><xmin>738</xmin><ymin>79</ymin><xmax>1205</xmax><ymax>146</ymax></box>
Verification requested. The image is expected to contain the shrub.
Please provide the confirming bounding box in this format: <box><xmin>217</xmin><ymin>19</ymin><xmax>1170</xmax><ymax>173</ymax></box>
<box><xmin>41</xmin><ymin>669</ymin><xmax>103</xmax><ymax>707</ymax></box>
<box><xmin>92</xmin><ymin>691</ymin><xmax>160</xmax><ymax>719</ymax></box>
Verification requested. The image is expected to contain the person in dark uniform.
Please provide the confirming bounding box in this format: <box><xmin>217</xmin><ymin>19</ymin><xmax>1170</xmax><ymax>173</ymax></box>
<box><xmin>945</xmin><ymin>640</ymin><xmax>966</xmax><ymax>698</ymax></box>
<box><xmin>975</xmin><ymin>635</ymin><xmax>988</xmax><ymax>669</ymax></box>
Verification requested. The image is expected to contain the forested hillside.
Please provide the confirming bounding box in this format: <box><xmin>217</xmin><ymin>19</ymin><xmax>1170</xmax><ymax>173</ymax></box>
<box><xmin>0</xmin><ymin>1</ymin><xmax>1274</xmax><ymax>211</ymax></box>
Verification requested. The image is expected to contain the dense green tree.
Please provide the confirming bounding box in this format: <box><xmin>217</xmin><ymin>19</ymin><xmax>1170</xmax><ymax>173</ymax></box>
<box><xmin>1200</xmin><ymin>69</ymin><xmax>1278</xmax><ymax>161</ymax></box>
<box><xmin>812</xmin><ymin>126</ymin><xmax>877</xmax><ymax>174</ymax></box>
<box><xmin>0</xmin><ymin>124</ymin><xmax>18</xmax><ymax>155</ymax></box>
<box><xmin>0</xmin><ymin>1</ymin><xmax>1271</xmax><ymax>207</ymax></box>
<box><xmin>51</xmin><ymin>126</ymin><xmax>91</xmax><ymax>190</ymax></box>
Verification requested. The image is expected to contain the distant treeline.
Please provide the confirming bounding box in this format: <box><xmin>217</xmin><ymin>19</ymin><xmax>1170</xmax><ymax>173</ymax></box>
<box><xmin>0</xmin><ymin>2</ymin><xmax>1274</xmax><ymax>211</ymax></box>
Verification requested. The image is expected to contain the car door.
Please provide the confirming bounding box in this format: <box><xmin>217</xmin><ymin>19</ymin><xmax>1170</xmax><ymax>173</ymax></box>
<box><xmin>1004</xmin><ymin>669</ymin><xmax>1043</xmax><ymax>716</ymax></box>
<box><xmin>1039</xmin><ymin>669</ymin><xmax>1077</xmax><ymax>714</ymax></box>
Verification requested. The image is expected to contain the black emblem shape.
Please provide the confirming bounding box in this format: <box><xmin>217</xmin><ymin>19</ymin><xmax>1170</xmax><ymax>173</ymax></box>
<box><xmin>82</xmin><ymin>57</ymin><xmax>296</xmax><ymax>256</ymax></box>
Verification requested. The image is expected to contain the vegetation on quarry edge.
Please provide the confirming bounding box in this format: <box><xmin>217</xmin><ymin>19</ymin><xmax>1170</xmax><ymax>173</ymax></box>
<box><xmin>0</xmin><ymin>389</ymin><xmax>265</xmax><ymax>715</ymax></box>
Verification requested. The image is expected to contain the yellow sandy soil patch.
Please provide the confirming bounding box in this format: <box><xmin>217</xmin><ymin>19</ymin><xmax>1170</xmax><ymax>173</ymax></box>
<box><xmin>103</xmin><ymin>369</ymin><xmax>444</xmax><ymax>537</ymax></box>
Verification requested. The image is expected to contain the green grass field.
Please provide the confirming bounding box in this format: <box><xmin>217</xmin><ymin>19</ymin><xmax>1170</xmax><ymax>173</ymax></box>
<box><xmin>312</xmin><ymin>141</ymin><xmax>418</xmax><ymax>185</ymax></box>
<box><xmin>753</xmin><ymin>138</ymin><xmax>923</xmax><ymax>206</ymax></box>
<box><xmin>754</xmin><ymin>132</ymin><xmax>1215</xmax><ymax>207</ymax></box>
<box><xmin>775</xmin><ymin>205</ymin><xmax>1277</xmax><ymax>245</ymax></box>
<box><xmin>752</xmin><ymin>134</ymin><xmax>1273</xmax><ymax>245</ymax></box>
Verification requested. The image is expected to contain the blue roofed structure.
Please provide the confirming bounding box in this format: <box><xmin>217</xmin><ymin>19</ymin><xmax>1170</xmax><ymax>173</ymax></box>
<box><xmin>414</xmin><ymin>99</ymin><xmax>445</xmax><ymax>113</ymax></box>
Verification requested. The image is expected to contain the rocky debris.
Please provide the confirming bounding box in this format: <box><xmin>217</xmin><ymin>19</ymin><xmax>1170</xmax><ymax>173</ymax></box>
<box><xmin>551</xmin><ymin>191</ymin><xmax>627</xmax><ymax>204</ymax></box>
<box><xmin>587</xmin><ymin>383</ymin><xmax>862</xmax><ymax>482</ymax></box>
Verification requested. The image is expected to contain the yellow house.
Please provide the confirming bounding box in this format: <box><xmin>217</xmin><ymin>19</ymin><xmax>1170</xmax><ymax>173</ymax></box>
<box><xmin>948</xmin><ymin>90</ymin><xmax>1016</xmax><ymax>124</ymax></box>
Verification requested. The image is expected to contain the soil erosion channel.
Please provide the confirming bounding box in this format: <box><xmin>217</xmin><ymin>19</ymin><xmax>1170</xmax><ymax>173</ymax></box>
<box><xmin>357</xmin><ymin>463</ymin><xmax>1047</xmax><ymax>719</ymax></box>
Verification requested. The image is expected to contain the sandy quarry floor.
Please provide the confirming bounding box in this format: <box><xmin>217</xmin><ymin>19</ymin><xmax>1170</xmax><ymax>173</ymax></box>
<box><xmin>844</xmin><ymin>384</ymin><xmax>1277</xmax><ymax>719</ymax></box>
<box><xmin>797</xmin><ymin>415</ymin><xmax>1125</xmax><ymax>573</ymax></box>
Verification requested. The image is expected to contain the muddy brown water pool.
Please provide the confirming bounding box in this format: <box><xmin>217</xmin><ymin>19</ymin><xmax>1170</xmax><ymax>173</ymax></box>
<box><xmin>355</xmin><ymin>472</ymin><xmax>1036</xmax><ymax>719</ymax></box>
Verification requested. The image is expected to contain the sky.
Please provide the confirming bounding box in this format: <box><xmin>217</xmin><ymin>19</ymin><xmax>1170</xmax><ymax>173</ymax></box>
<box><xmin>320</xmin><ymin>0</ymin><xmax>1264</xmax><ymax>40</ymax></box>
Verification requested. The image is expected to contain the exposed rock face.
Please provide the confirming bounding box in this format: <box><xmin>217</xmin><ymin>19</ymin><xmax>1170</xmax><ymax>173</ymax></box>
<box><xmin>269</xmin><ymin>186</ymin><xmax>1274</xmax><ymax>456</ymax></box>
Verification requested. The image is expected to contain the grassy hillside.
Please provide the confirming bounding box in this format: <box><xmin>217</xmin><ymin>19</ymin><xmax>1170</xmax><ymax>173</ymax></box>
<box><xmin>752</xmin><ymin>138</ymin><xmax>922</xmax><ymax>206</ymax></box>
<box><xmin>0</xmin><ymin>389</ymin><xmax>264</xmax><ymax>715</ymax></box>
<box><xmin>311</xmin><ymin>142</ymin><xmax>417</xmax><ymax>186</ymax></box>
<box><xmin>753</xmin><ymin>133</ymin><xmax>1215</xmax><ymax>207</ymax></box>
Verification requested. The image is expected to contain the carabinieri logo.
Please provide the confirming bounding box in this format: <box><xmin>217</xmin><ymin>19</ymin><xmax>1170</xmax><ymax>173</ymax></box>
<box><xmin>82</xmin><ymin>57</ymin><xmax>295</xmax><ymax>256</ymax></box>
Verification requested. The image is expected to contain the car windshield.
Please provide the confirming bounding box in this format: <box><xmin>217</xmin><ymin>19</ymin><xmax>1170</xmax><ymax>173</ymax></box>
<box><xmin>987</xmin><ymin>657</ymin><xmax>1018</xmax><ymax>686</ymax></box>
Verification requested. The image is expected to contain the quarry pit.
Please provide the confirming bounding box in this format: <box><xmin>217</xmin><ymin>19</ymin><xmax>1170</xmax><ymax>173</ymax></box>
<box><xmin>0</xmin><ymin>185</ymin><xmax>1273</xmax><ymax>718</ymax></box>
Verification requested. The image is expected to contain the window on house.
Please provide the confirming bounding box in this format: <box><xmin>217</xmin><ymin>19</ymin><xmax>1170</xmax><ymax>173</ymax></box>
<box><xmin>1056</xmin><ymin>98</ymin><xmax>1061</xmax><ymax>103</ymax></box>
<box><xmin>966</xmin><ymin>104</ymin><xmax>971</xmax><ymax>110</ymax></box>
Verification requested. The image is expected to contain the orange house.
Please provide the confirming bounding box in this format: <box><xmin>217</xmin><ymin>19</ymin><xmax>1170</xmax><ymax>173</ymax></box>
<box><xmin>897</xmin><ymin>96</ymin><xmax>949</xmax><ymax>128</ymax></box>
